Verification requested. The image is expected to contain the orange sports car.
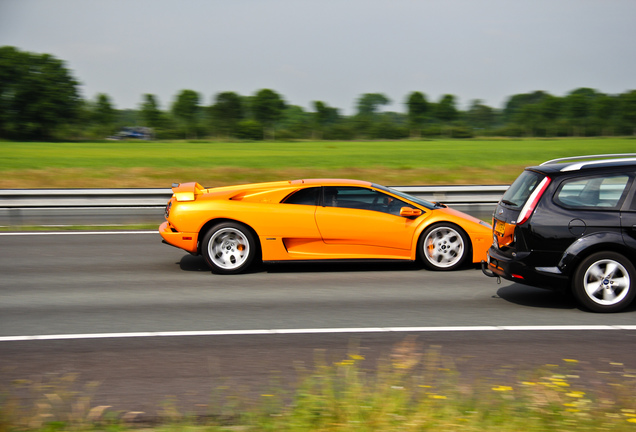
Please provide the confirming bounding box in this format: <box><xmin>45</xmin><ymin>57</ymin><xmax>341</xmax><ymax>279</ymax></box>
<box><xmin>159</xmin><ymin>179</ymin><xmax>492</xmax><ymax>274</ymax></box>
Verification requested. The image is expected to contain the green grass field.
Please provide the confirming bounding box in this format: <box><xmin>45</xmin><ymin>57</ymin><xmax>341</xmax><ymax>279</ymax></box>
<box><xmin>1</xmin><ymin>138</ymin><xmax>635</xmax><ymax>188</ymax></box>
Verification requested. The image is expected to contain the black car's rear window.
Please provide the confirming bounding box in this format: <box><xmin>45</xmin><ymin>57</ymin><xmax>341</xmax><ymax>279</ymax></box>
<box><xmin>501</xmin><ymin>170</ymin><xmax>545</xmax><ymax>209</ymax></box>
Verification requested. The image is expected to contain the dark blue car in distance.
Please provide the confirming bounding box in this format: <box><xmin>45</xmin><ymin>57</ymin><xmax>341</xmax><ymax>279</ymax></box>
<box><xmin>483</xmin><ymin>154</ymin><xmax>636</xmax><ymax>313</ymax></box>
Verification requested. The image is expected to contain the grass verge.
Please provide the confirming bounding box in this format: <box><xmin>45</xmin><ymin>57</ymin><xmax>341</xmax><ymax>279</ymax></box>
<box><xmin>2</xmin><ymin>340</ymin><xmax>636</xmax><ymax>431</ymax></box>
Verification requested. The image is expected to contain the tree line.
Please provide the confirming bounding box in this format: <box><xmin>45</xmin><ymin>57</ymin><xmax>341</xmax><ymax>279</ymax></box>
<box><xmin>2</xmin><ymin>46</ymin><xmax>636</xmax><ymax>141</ymax></box>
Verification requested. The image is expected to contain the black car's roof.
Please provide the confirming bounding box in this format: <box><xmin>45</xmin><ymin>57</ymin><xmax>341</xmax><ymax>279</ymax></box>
<box><xmin>526</xmin><ymin>155</ymin><xmax>636</xmax><ymax>176</ymax></box>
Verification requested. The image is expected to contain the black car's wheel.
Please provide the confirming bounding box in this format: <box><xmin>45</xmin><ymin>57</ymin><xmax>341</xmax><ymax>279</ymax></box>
<box><xmin>418</xmin><ymin>223</ymin><xmax>470</xmax><ymax>271</ymax></box>
<box><xmin>573</xmin><ymin>251</ymin><xmax>636</xmax><ymax>313</ymax></box>
<box><xmin>201</xmin><ymin>222</ymin><xmax>257</xmax><ymax>274</ymax></box>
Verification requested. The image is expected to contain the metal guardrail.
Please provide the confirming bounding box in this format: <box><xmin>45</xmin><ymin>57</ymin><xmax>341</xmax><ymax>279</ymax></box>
<box><xmin>0</xmin><ymin>185</ymin><xmax>509</xmax><ymax>226</ymax></box>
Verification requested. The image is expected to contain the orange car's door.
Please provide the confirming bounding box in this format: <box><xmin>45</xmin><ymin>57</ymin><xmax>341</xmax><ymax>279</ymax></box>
<box><xmin>314</xmin><ymin>187</ymin><xmax>419</xmax><ymax>250</ymax></box>
<box><xmin>263</xmin><ymin>186</ymin><xmax>321</xmax><ymax>238</ymax></box>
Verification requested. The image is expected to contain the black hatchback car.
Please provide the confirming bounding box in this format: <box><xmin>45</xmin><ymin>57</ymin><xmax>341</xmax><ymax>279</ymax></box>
<box><xmin>483</xmin><ymin>154</ymin><xmax>636</xmax><ymax>312</ymax></box>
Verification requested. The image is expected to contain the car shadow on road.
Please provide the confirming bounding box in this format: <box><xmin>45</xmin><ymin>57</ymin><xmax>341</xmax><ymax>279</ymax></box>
<box><xmin>178</xmin><ymin>254</ymin><xmax>210</xmax><ymax>272</ymax></box>
<box><xmin>177</xmin><ymin>254</ymin><xmax>425</xmax><ymax>274</ymax></box>
<box><xmin>495</xmin><ymin>284</ymin><xmax>578</xmax><ymax>310</ymax></box>
<box><xmin>263</xmin><ymin>260</ymin><xmax>424</xmax><ymax>273</ymax></box>
<box><xmin>497</xmin><ymin>283</ymin><xmax>636</xmax><ymax>313</ymax></box>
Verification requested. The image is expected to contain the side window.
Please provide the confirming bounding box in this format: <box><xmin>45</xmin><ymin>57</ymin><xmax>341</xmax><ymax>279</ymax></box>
<box><xmin>282</xmin><ymin>187</ymin><xmax>320</xmax><ymax>205</ymax></box>
<box><xmin>630</xmin><ymin>188</ymin><xmax>636</xmax><ymax>211</ymax></box>
<box><xmin>555</xmin><ymin>175</ymin><xmax>630</xmax><ymax>209</ymax></box>
<box><xmin>322</xmin><ymin>186</ymin><xmax>411</xmax><ymax>215</ymax></box>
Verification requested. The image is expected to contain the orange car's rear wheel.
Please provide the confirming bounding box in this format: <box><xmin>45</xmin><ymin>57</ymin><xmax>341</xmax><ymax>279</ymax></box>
<box><xmin>418</xmin><ymin>223</ymin><xmax>469</xmax><ymax>271</ymax></box>
<box><xmin>202</xmin><ymin>222</ymin><xmax>257</xmax><ymax>274</ymax></box>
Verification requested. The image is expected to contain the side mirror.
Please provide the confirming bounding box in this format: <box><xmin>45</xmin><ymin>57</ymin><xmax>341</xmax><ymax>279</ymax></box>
<box><xmin>400</xmin><ymin>207</ymin><xmax>423</xmax><ymax>218</ymax></box>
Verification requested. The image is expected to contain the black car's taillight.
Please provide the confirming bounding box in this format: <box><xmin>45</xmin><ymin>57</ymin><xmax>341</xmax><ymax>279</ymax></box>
<box><xmin>517</xmin><ymin>177</ymin><xmax>551</xmax><ymax>225</ymax></box>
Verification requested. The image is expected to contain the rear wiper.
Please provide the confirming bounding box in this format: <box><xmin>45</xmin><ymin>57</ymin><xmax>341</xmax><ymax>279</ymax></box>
<box><xmin>433</xmin><ymin>202</ymin><xmax>447</xmax><ymax>208</ymax></box>
<box><xmin>501</xmin><ymin>199</ymin><xmax>517</xmax><ymax>206</ymax></box>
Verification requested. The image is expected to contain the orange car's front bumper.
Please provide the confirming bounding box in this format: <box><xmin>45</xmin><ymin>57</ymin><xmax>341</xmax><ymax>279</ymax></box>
<box><xmin>159</xmin><ymin>221</ymin><xmax>199</xmax><ymax>254</ymax></box>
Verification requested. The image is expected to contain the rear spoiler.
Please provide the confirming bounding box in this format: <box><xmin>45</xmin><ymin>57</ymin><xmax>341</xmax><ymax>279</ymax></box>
<box><xmin>171</xmin><ymin>182</ymin><xmax>205</xmax><ymax>202</ymax></box>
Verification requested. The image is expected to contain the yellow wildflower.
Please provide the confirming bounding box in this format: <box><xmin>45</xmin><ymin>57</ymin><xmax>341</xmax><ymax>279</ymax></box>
<box><xmin>492</xmin><ymin>386</ymin><xmax>513</xmax><ymax>392</ymax></box>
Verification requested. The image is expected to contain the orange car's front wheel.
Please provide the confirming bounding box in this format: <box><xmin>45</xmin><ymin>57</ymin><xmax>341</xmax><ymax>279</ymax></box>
<box><xmin>418</xmin><ymin>223</ymin><xmax>470</xmax><ymax>271</ymax></box>
<box><xmin>202</xmin><ymin>222</ymin><xmax>257</xmax><ymax>274</ymax></box>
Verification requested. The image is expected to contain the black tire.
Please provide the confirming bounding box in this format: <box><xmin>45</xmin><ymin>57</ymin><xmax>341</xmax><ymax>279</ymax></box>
<box><xmin>418</xmin><ymin>223</ymin><xmax>470</xmax><ymax>271</ymax></box>
<box><xmin>201</xmin><ymin>222</ymin><xmax>257</xmax><ymax>275</ymax></box>
<box><xmin>572</xmin><ymin>251</ymin><xmax>636</xmax><ymax>313</ymax></box>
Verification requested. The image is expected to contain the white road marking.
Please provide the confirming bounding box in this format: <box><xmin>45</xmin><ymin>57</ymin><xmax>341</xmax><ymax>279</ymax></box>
<box><xmin>1</xmin><ymin>325</ymin><xmax>635</xmax><ymax>342</ymax></box>
<box><xmin>0</xmin><ymin>231</ymin><xmax>156</xmax><ymax>236</ymax></box>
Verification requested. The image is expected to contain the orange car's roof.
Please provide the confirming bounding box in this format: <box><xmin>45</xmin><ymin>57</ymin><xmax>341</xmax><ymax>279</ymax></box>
<box><xmin>208</xmin><ymin>178</ymin><xmax>373</xmax><ymax>192</ymax></box>
<box><xmin>289</xmin><ymin>179</ymin><xmax>373</xmax><ymax>187</ymax></box>
<box><xmin>198</xmin><ymin>179</ymin><xmax>375</xmax><ymax>202</ymax></box>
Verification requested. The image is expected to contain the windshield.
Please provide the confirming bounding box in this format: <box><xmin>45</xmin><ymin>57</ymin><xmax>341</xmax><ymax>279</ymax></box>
<box><xmin>373</xmin><ymin>184</ymin><xmax>436</xmax><ymax>210</ymax></box>
<box><xmin>501</xmin><ymin>170</ymin><xmax>545</xmax><ymax>209</ymax></box>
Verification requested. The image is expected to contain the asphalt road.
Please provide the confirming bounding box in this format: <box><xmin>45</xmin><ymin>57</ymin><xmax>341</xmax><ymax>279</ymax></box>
<box><xmin>2</xmin><ymin>232</ymin><xmax>636</xmax><ymax>415</ymax></box>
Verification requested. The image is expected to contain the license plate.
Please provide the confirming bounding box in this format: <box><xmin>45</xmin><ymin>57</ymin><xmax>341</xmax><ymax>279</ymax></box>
<box><xmin>495</xmin><ymin>220</ymin><xmax>506</xmax><ymax>236</ymax></box>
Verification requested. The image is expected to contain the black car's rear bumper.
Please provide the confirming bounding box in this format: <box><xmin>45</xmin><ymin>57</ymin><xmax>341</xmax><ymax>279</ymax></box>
<box><xmin>483</xmin><ymin>247</ymin><xmax>570</xmax><ymax>291</ymax></box>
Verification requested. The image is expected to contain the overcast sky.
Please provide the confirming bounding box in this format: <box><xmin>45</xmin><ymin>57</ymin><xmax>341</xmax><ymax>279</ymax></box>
<box><xmin>2</xmin><ymin>0</ymin><xmax>635</xmax><ymax>114</ymax></box>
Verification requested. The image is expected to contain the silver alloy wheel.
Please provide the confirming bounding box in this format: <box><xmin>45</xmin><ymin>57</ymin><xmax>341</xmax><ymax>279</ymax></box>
<box><xmin>582</xmin><ymin>259</ymin><xmax>630</xmax><ymax>306</ymax></box>
<box><xmin>423</xmin><ymin>226</ymin><xmax>465</xmax><ymax>269</ymax></box>
<box><xmin>207</xmin><ymin>227</ymin><xmax>251</xmax><ymax>271</ymax></box>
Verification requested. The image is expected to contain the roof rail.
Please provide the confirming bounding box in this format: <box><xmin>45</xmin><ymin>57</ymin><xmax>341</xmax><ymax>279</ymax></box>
<box><xmin>540</xmin><ymin>154</ymin><xmax>636</xmax><ymax>166</ymax></box>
